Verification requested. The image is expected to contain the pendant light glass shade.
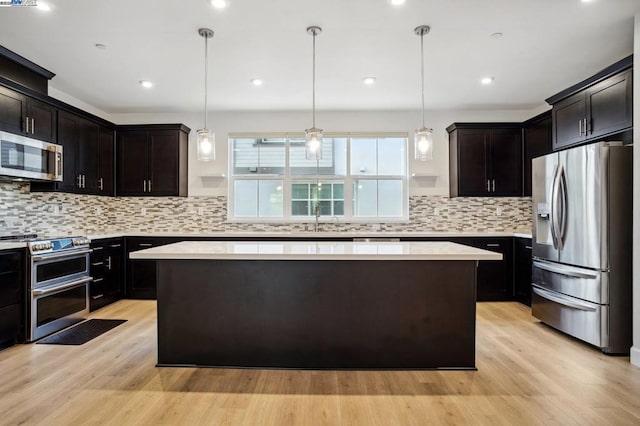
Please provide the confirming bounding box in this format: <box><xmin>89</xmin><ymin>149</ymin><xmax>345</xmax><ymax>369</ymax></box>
<box><xmin>197</xmin><ymin>28</ymin><xmax>215</xmax><ymax>161</ymax></box>
<box><xmin>196</xmin><ymin>128</ymin><xmax>215</xmax><ymax>161</ymax></box>
<box><xmin>414</xmin><ymin>25</ymin><xmax>432</xmax><ymax>161</ymax></box>
<box><xmin>414</xmin><ymin>127</ymin><xmax>433</xmax><ymax>161</ymax></box>
<box><xmin>305</xmin><ymin>26</ymin><xmax>323</xmax><ymax>161</ymax></box>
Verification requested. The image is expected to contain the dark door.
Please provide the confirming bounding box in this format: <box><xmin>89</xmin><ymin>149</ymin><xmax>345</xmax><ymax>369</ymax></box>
<box><xmin>117</xmin><ymin>130</ymin><xmax>148</xmax><ymax>196</ymax></box>
<box><xmin>523</xmin><ymin>115</ymin><xmax>552</xmax><ymax>196</ymax></box>
<box><xmin>553</xmin><ymin>93</ymin><xmax>586</xmax><ymax>150</ymax></box>
<box><xmin>473</xmin><ymin>238</ymin><xmax>512</xmax><ymax>301</ymax></box>
<box><xmin>148</xmin><ymin>130</ymin><xmax>179</xmax><ymax>196</ymax></box>
<box><xmin>586</xmin><ymin>69</ymin><xmax>633</xmax><ymax>139</ymax></box>
<box><xmin>457</xmin><ymin>129</ymin><xmax>490</xmax><ymax>196</ymax></box>
<box><xmin>78</xmin><ymin>118</ymin><xmax>100</xmax><ymax>193</ymax></box>
<box><xmin>0</xmin><ymin>86</ymin><xmax>26</xmax><ymax>135</ymax></box>
<box><xmin>26</xmin><ymin>99</ymin><xmax>57</xmax><ymax>143</ymax></box>
<box><xmin>0</xmin><ymin>249</ymin><xmax>24</xmax><ymax>349</ymax></box>
<box><xmin>514</xmin><ymin>238</ymin><xmax>533</xmax><ymax>306</ymax></box>
<box><xmin>489</xmin><ymin>128</ymin><xmax>522</xmax><ymax>196</ymax></box>
<box><xmin>105</xmin><ymin>241</ymin><xmax>123</xmax><ymax>299</ymax></box>
<box><xmin>56</xmin><ymin>111</ymin><xmax>80</xmax><ymax>192</ymax></box>
<box><xmin>98</xmin><ymin>126</ymin><xmax>114</xmax><ymax>195</ymax></box>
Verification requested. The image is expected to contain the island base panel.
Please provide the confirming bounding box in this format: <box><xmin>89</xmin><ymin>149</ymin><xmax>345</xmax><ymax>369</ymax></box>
<box><xmin>157</xmin><ymin>259</ymin><xmax>477</xmax><ymax>369</ymax></box>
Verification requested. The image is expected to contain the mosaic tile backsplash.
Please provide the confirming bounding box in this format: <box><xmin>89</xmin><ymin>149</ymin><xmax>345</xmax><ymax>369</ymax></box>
<box><xmin>0</xmin><ymin>182</ymin><xmax>532</xmax><ymax>237</ymax></box>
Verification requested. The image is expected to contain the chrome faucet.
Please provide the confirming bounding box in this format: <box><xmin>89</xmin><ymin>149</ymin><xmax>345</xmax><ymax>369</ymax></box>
<box><xmin>314</xmin><ymin>203</ymin><xmax>321</xmax><ymax>232</ymax></box>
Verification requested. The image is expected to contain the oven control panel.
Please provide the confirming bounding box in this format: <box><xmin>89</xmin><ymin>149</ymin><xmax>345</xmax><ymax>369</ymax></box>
<box><xmin>29</xmin><ymin>237</ymin><xmax>91</xmax><ymax>254</ymax></box>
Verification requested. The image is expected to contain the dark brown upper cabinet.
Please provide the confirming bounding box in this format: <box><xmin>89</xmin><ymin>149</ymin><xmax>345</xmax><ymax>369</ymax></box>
<box><xmin>448</xmin><ymin>124</ymin><xmax>522</xmax><ymax>197</ymax></box>
<box><xmin>116</xmin><ymin>124</ymin><xmax>189</xmax><ymax>197</ymax></box>
<box><xmin>547</xmin><ymin>57</ymin><xmax>632</xmax><ymax>151</ymax></box>
<box><xmin>522</xmin><ymin>111</ymin><xmax>552</xmax><ymax>196</ymax></box>
<box><xmin>0</xmin><ymin>85</ymin><xmax>56</xmax><ymax>143</ymax></box>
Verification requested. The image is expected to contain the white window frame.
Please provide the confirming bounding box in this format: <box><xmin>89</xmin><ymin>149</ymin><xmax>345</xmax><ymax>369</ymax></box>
<box><xmin>227</xmin><ymin>132</ymin><xmax>409</xmax><ymax>223</ymax></box>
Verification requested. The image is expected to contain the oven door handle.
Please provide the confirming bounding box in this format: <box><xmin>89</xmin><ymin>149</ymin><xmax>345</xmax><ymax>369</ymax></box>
<box><xmin>32</xmin><ymin>248</ymin><xmax>93</xmax><ymax>262</ymax></box>
<box><xmin>32</xmin><ymin>277</ymin><xmax>93</xmax><ymax>297</ymax></box>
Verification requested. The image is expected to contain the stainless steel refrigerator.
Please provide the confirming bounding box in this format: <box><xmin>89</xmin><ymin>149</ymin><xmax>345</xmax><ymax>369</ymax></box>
<box><xmin>531</xmin><ymin>141</ymin><xmax>632</xmax><ymax>354</ymax></box>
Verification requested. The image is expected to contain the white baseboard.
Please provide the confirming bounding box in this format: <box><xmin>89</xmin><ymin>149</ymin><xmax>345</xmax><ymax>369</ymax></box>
<box><xmin>631</xmin><ymin>346</ymin><xmax>640</xmax><ymax>368</ymax></box>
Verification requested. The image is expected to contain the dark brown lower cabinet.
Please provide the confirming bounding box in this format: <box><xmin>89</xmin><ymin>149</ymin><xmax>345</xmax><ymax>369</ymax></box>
<box><xmin>125</xmin><ymin>237</ymin><xmax>178</xmax><ymax>299</ymax></box>
<box><xmin>514</xmin><ymin>238</ymin><xmax>533</xmax><ymax>306</ymax></box>
<box><xmin>90</xmin><ymin>238</ymin><xmax>124</xmax><ymax>311</ymax></box>
<box><xmin>0</xmin><ymin>249</ymin><xmax>25</xmax><ymax>350</ymax></box>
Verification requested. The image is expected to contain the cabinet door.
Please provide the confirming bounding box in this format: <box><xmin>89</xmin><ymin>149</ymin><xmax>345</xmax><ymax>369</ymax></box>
<box><xmin>0</xmin><ymin>249</ymin><xmax>24</xmax><ymax>308</ymax></box>
<box><xmin>473</xmin><ymin>238</ymin><xmax>512</xmax><ymax>301</ymax></box>
<box><xmin>514</xmin><ymin>238</ymin><xmax>533</xmax><ymax>306</ymax></box>
<box><xmin>126</xmin><ymin>238</ymin><xmax>177</xmax><ymax>299</ymax></box>
<box><xmin>98</xmin><ymin>126</ymin><xmax>114</xmax><ymax>195</ymax></box>
<box><xmin>105</xmin><ymin>241</ymin><xmax>123</xmax><ymax>298</ymax></box>
<box><xmin>0</xmin><ymin>86</ymin><xmax>26</xmax><ymax>135</ymax></box>
<box><xmin>489</xmin><ymin>129</ymin><xmax>522</xmax><ymax>196</ymax></box>
<box><xmin>117</xmin><ymin>130</ymin><xmax>148</xmax><ymax>196</ymax></box>
<box><xmin>553</xmin><ymin>93</ymin><xmax>586</xmax><ymax>150</ymax></box>
<box><xmin>78</xmin><ymin>118</ymin><xmax>100</xmax><ymax>193</ymax></box>
<box><xmin>26</xmin><ymin>98</ymin><xmax>57</xmax><ymax>143</ymax></box>
<box><xmin>56</xmin><ymin>111</ymin><xmax>80</xmax><ymax>192</ymax></box>
<box><xmin>148</xmin><ymin>130</ymin><xmax>180</xmax><ymax>196</ymax></box>
<box><xmin>523</xmin><ymin>115</ymin><xmax>552</xmax><ymax>196</ymax></box>
<box><xmin>457</xmin><ymin>129</ymin><xmax>490</xmax><ymax>196</ymax></box>
<box><xmin>586</xmin><ymin>69</ymin><xmax>633</xmax><ymax>139</ymax></box>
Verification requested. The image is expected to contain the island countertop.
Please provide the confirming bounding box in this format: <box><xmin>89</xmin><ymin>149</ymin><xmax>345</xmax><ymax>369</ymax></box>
<box><xmin>129</xmin><ymin>240</ymin><xmax>503</xmax><ymax>261</ymax></box>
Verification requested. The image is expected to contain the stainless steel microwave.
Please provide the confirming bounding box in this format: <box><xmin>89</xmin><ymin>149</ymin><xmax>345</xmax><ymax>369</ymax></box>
<box><xmin>0</xmin><ymin>132</ymin><xmax>63</xmax><ymax>181</ymax></box>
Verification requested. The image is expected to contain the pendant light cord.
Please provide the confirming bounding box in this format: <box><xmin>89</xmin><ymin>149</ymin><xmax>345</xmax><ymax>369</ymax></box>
<box><xmin>204</xmin><ymin>35</ymin><xmax>208</xmax><ymax>129</ymax></box>
<box><xmin>312</xmin><ymin>30</ymin><xmax>316</xmax><ymax>129</ymax></box>
<box><xmin>420</xmin><ymin>32</ymin><xmax>425</xmax><ymax>129</ymax></box>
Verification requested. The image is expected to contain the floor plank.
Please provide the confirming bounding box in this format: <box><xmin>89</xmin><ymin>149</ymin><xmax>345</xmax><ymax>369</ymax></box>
<box><xmin>1</xmin><ymin>300</ymin><xmax>639</xmax><ymax>425</ymax></box>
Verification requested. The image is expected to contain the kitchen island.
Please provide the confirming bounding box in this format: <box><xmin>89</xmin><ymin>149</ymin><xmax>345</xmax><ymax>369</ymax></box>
<box><xmin>130</xmin><ymin>241</ymin><xmax>501</xmax><ymax>370</ymax></box>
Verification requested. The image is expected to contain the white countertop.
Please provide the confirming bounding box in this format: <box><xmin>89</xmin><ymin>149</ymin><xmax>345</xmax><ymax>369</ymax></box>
<box><xmin>129</xmin><ymin>241</ymin><xmax>503</xmax><ymax>261</ymax></box>
<box><xmin>0</xmin><ymin>242</ymin><xmax>27</xmax><ymax>250</ymax></box>
<box><xmin>89</xmin><ymin>230</ymin><xmax>533</xmax><ymax>240</ymax></box>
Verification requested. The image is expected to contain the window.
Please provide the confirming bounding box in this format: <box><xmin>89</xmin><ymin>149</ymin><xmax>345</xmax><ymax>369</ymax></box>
<box><xmin>229</xmin><ymin>134</ymin><xmax>407</xmax><ymax>222</ymax></box>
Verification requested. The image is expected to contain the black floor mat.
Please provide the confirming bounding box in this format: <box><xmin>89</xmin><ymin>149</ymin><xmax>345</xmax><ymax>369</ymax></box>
<box><xmin>37</xmin><ymin>319</ymin><xmax>127</xmax><ymax>345</ymax></box>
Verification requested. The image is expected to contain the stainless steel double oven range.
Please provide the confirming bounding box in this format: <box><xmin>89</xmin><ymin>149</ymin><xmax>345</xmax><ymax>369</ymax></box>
<box><xmin>27</xmin><ymin>237</ymin><xmax>93</xmax><ymax>342</ymax></box>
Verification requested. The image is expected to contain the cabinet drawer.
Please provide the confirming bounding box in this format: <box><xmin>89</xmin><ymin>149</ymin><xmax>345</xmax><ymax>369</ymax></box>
<box><xmin>0</xmin><ymin>304</ymin><xmax>22</xmax><ymax>349</ymax></box>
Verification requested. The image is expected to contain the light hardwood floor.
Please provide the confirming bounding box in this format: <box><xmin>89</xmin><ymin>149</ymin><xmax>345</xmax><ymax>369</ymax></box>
<box><xmin>1</xmin><ymin>300</ymin><xmax>639</xmax><ymax>425</ymax></box>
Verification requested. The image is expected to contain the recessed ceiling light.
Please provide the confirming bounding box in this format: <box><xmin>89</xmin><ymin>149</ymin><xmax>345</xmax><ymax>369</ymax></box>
<box><xmin>490</xmin><ymin>32</ymin><xmax>503</xmax><ymax>39</ymax></box>
<box><xmin>139</xmin><ymin>80</ymin><xmax>154</xmax><ymax>89</ymax></box>
<box><xmin>250</xmin><ymin>78</ymin><xmax>263</xmax><ymax>86</ymax></box>
<box><xmin>363</xmin><ymin>77</ymin><xmax>376</xmax><ymax>85</ymax></box>
<box><xmin>37</xmin><ymin>2</ymin><xmax>51</xmax><ymax>11</ymax></box>
<box><xmin>481</xmin><ymin>76</ymin><xmax>495</xmax><ymax>85</ymax></box>
<box><xmin>210</xmin><ymin>0</ymin><xmax>228</xmax><ymax>9</ymax></box>
<box><xmin>94</xmin><ymin>43</ymin><xmax>107</xmax><ymax>50</ymax></box>
<box><xmin>581</xmin><ymin>0</ymin><xmax>595</xmax><ymax>3</ymax></box>
<box><xmin>390</xmin><ymin>0</ymin><xmax>406</xmax><ymax>5</ymax></box>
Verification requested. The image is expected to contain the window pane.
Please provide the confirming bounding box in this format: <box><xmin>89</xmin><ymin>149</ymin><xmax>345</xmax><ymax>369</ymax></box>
<box><xmin>377</xmin><ymin>138</ymin><xmax>406</xmax><ymax>176</ymax></box>
<box><xmin>292</xmin><ymin>201</ymin><xmax>310</xmax><ymax>216</ymax></box>
<box><xmin>350</xmin><ymin>138</ymin><xmax>377</xmax><ymax>175</ymax></box>
<box><xmin>333</xmin><ymin>201</ymin><xmax>344</xmax><ymax>216</ymax></box>
<box><xmin>291</xmin><ymin>181</ymin><xmax>344</xmax><ymax>217</ymax></box>
<box><xmin>318</xmin><ymin>201</ymin><xmax>332</xmax><ymax>215</ymax></box>
<box><xmin>353</xmin><ymin>180</ymin><xmax>378</xmax><ymax>217</ymax></box>
<box><xmin>333</xmin><ymin>184</ymin><xmax>344</xmax><ymax>198</ymax></box>
<box><xmin>292</xmin><ymin>183</ymin><xmax>309</xmax><ymax>199</ymax></box>
<box><xmin>258</xmin><ymin>181</ymin><xmax>283</xmax><ymax>217</ymax></box>
<box><xmin>234</xmin><ymin>180</ymin><xmax>258</xmax><ymax>217</ymax></box>
<box><xmin>289</xmin><ymin>138</ymin><xmax>347</xmax><ymax>176</ymax></box>
<box><xmin>378</xmin><ymin>180</ymin><xmax>403</xmax><ymax>217</ymax></box>
<box><xmin>232</xmin><ymin>138</ymin><xmax>285</xmax><ymax>175</ymax></box>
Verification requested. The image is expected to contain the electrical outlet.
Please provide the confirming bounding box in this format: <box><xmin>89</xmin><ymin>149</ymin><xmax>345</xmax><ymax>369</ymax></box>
<box><xmin>53</xmin><ymin>205</ymin><xmax>60</xmax><ymax>215</ymax></box>
<box><xmin>433</xmin><ymin>208</ymin><xmax>440</xmax><ymax>216</ymax></box>
<box><xmin>141</xmin><ymin>207</ymin><xmax>147</xmax><ymax>216</ymax></box>
<box><xmin>496</xmin><ymin>207</ymin><xmax>503</xmax><ymax>216</ymax></box>
<box><xmin>198</xmin><ymin>207</ymin><xmax>204</xmax><ymax>216</ymax></box>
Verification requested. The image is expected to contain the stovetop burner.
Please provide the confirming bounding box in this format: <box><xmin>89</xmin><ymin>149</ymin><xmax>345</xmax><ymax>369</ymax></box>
<box><xmin>0</xmin><ymin>233</ymin><xmax>38</xmax><ymax>242</ymax></box>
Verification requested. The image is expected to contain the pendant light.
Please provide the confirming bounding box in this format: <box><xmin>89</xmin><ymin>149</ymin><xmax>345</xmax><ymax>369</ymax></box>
<box><xmin>414</xmin><ymin>25</ymin><xmax>433</xmax><ymax>161</ymax></box>
<box><xmin>305</xmin><ymin>26</ymin><xmax>323</xmax><ymax>161</ymax></box>
<box><xmin>197</xmin><ymin>28</ymin><xmax>215</xmax><ymax>161</ymax></box>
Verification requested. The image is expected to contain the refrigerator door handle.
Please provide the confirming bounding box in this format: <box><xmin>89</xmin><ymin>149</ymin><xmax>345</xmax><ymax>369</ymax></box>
<box><xmin>532</xmin><ymin>286</ymin><xmax>597</xmax><ymax>312</ymax></box>
<box><xmin>533</xmin><ymin>260</ymin><xmax>599</xmax><ymax>279</ymax></box>
<box><xmin>550</xmin><ymin>164</ymin><xmax>560</xmax><ymax>249</ymax></box>
<box><xmin>558</xmin><ymin>165</ymin><xmax>568</xmax><ymax>248</ymax></box>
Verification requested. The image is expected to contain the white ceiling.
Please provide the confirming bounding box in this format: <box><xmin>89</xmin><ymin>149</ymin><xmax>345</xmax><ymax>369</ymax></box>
<box><xmin>0</xmin><ymin>0</ymin><xmax>637</xmax><ymax>113</ymax></box>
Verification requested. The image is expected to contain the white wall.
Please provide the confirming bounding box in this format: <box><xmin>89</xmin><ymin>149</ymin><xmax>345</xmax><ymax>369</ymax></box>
<box><xmin>631</xmin><ymin>13</ymin><xmax>640</xmax><ymax>368</ymax></box>
<box><xmin>48</xmin><ymin>87</ymin><xmax>114</xmax><ymax>122</ymax></box>
<box><xmin>110</xmin><ymin>107</ymin><xmax>545</xmax><ymax>197</ymax></box>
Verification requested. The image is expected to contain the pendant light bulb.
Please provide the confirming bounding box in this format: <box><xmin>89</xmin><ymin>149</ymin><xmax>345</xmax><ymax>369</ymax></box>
<box><xmin>305</xmin><ymin>26</ymin><xmax>323</xmax><ymax>161</ymax></box>
<box><xmin>197</xmin><ymin>28</ymin><xmax>215</xmax><ymax>161</ymax></box>
<box><xmin>414</xmin><ymin>25</ymin><xmax>433</xmax><ymax>161</ymax></box>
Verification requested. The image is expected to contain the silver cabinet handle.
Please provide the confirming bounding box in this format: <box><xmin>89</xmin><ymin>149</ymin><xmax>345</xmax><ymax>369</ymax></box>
<box><xmin>93</xmin><ymin>277</ymin><xmax>104</xmax><ymax>283</ymax></box>
<box><xmin>99</xmin><ymin>178</ymin><xmax>104</xmax><ymax>191</ymax></box>
<box><xmin>492</xmin><ymin>179</ymin><xmax>495</xmax><ymax>192</ymax></box>
<box><xmin>77</xmin><ymin>175</ymin><xmax>82</xmax><ymax>188</ymax></box>
<box><xmin>532</xmin><ymin>286</ymin><xmax>597</xmax><ymax>312</ymax></box>
<box><xmin>110</xmin><ymin>244</ymin><xmax>122</xmax><ymax>248</ymax></box>
<box><xmin>138</xmin><ymin>243</ymin><xmax>153</xmax><ymax>247</ymax></box>
<box><xmin>92</xmin><ymin>294</ymin><xmax>104</xmax><ymax>300</ymax></box>
<box><xmin>525</xmin><ymin>246</ymin><xmax>532</xmax><ymax>250</ymax></box>
<box><xmin>31</xmin><ymin>118</ymin><xmax>35</xmax><ymax>134</ymax></box>
<box><xmin>91</xmin><ymin>262</ymin><xmax>104</xmax><ymax>266</ymax></box>
<box><xmin>106</xmin><ymin>256</ymin><xmax>112</xmax><ymax>270</ymax></box>
<box><xmin>92</xmin><ymin>246</ymin><xmax>104</xmax><ymax>251</ymax></box>
<box><xmin>25</xmin><ymin>116</ymin><xmax>29</xmax><ymax>133</ymax></box>
<box><xmin>486</xmin><ymin>180</ymin><xmax>490</xmax><ymax>192</ymax></box>
<box><xmin>486</xmin><ymin>243</ymin><xmax>500</xmax><ymax>247</ymax></box>
<box><xmin>143</xmin><ymin>180</ymin><xmax>147</xmax><ymax>192</ymax></box>
<box><xmin>148</xmin><ymin>180</ymin><xmax>152</xmax><ymax>192</ymax></box>
<box><xmin>82</xmin><ymin>174</ymin><xmax>86</xmax><ymax>188</ymax></box>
